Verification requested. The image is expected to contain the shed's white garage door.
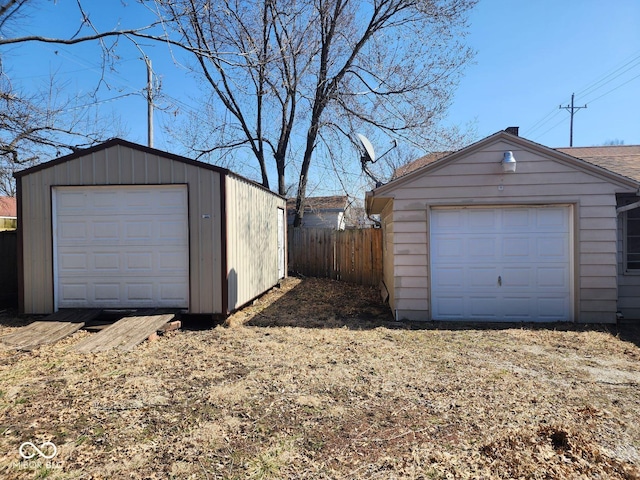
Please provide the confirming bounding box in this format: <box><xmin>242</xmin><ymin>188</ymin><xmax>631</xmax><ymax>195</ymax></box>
<box><xmin>53</xmin><ymin>185</ymin><xmax>189</xmax><ymax>309</ymax></box>
<box><xmin>430</xmin><ymin>206</ymin><xmax>572</xmax><ymax>321</ymax></box>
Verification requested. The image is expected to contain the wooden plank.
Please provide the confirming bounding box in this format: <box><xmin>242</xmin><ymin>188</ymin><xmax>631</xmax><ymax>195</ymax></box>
<box><xmin>0</xmin><ymin>310</ymin><xmax>100</xmax><ymax>350</ymax></box>
<box><xmin>74</xmin><ymin>314</ymin><xmax>175</xmax><ymax>353</ymax></box>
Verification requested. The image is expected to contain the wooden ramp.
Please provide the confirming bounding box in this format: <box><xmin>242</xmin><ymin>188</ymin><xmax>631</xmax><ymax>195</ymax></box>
<box><xmin>0</xmin><ymin>310</ymin><xmax>101</xmax><ymax>351</ymax></box>
<box><xmin>73</xmin><ymin>314</ymin><xmax>175</xmax><ymax>353</ymax></box>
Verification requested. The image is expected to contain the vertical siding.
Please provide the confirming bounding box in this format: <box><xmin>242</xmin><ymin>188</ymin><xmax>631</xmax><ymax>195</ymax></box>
<box><xmin>19</xmin><ymin>144</ymin><xmax>224</xmax><ymax>314</ymax></box>
<box><xmin>225</xmin><ymin>175</ymin><xmax>285</xmax><ymax>311</ymax></box>
<box><xmin>380</xmin><ymin>201</ymin><xmax>395</xmax><ymax>312</ymax></box>
<box><xmin>383</xmin><ymin>139</ymin><xmax>635</xmax><ymax>323</ymax></box>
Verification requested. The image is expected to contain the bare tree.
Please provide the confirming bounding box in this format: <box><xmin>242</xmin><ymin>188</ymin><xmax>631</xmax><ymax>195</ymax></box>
<box><xmin>149</xmin><ymin>0</ymin><xmax>476</xmax><ymax>225</ymax></box>
<box><xmin>0</xmin><ymin>0</ymin><xmax>169</xmax><ymax>194</ymax></box>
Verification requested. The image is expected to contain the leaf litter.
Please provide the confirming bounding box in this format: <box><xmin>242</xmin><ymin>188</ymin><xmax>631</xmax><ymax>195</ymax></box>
<box><xmin>0</xmin><ymin>276</ymin><xmax>638</xmax><ymax>479</ymax></box>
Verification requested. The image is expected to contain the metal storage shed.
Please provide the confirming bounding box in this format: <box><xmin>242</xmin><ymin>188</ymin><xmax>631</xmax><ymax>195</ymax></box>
<box><xmin>14</xmin><ymin>139</ymin><xmax>286</xmax><ymax>315</ymax></box>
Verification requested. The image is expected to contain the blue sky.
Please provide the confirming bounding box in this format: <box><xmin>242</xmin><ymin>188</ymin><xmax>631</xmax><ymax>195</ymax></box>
<box><xmin>447</xmin><ymin>0</ymin><xmax>640</xmax><ymax>147</ymax></box>
<box><xmin>3</xmin><ymin>0</ymin><xmax>640</xmax><ymax>188</ymax></box>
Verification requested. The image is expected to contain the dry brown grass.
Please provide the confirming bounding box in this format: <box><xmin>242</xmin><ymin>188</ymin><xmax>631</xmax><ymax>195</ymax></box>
<box><xmin>0</xmin><ymin>277</ymin><xmax>639</xmax><ymax>479</ymax></box>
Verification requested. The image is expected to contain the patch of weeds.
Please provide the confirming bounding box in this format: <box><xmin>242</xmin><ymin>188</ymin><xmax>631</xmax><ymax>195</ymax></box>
<box><xmin>303</xmin><ymin>436</ymin><xmax>325</xmax><ymax>453</ymax></box>
<box><xmin>34</xmin><ymin>465</ymin><xmax>54</xmax><ymax>479</ymax></box>
<box><xmin>246</xmin><ymin>440</ymin><xmax>293</xmax><ymax>480</ymax></box>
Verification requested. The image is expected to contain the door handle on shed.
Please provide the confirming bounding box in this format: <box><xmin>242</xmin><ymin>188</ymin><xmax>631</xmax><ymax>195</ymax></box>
<box><xmin>498</xmin><ymin>275</ymin><xmax>502</xmax><ymax>286</ymax></box>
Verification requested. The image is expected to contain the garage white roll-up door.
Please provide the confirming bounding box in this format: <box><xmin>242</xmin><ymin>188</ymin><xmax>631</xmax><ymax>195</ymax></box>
<box><xmin>430</xmin><ymin>206</ymin><xmax>572</xmax><ymax>321</ymax></box>
<box><xmin>53</xmin><ymin>185</ymin><xmax>189</xmax><ymax>309</ymax></box>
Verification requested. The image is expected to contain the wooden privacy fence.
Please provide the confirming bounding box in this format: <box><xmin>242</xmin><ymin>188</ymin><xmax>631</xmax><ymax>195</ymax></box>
<box><xmin>288</xmin><ymin>227</ymin><xmax>382</xmax><ymax>286</ymax></box>
<box><xmin>0</xmin><ymin>230</ymin><xmax>18</xmax><ymax>307</ymax></box>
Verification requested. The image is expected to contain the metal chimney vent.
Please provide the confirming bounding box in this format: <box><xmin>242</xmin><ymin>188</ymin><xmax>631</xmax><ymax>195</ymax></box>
<box><xmin>505</xmin><ymin>126</ymin><xmax>519</xmax><ymax>136</ymax></box>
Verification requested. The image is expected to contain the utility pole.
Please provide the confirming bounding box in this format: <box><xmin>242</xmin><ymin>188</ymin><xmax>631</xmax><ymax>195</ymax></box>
<box><xmin>145</xmin><ymin>56</ymin><xmax>154</xmax><ymax>148</ymax></box>
<box><xmin>559</xmin><ymin>93</ymin><xmax>587</xmax><ymax>147</ymax></box>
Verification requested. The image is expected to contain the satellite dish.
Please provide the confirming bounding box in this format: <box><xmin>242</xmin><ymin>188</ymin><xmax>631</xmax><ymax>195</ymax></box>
<box><xmin>357</xmin><ymin>133</ymin><xmax>376</xmax><ymax>163</ymax></box>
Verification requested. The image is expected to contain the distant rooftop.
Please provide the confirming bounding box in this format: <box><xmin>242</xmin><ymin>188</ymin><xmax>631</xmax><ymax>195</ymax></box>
<box><xmin>0</xmin><ymin>197</ymin><xmax>16</xmax><ymax>217</ymax></box>
<box><xmin>286</xmin><ymin>195</ymin><xmax>349</xmax><ymax>212</ymax></box>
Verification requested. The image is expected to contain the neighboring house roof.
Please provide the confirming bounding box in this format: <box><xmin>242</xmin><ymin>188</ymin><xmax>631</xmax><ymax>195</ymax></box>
<box><xmin>287</xmin><ymin>195</ymin><xmax>349</xmax><ymax>213</ymax></box>
<box><xmin>555</xmin><ymin>145</ymin><xmax>640</xmax><ymax>183</ymax></box>
<box><xmin>0</xmin><ymin>196</ymin><xmax>16</xmax><ymax>217</ymax></box>
<box><xmin>392</xmin><ymin>151</ymin><xmax>452</xmax><ymax>178</ymax></box>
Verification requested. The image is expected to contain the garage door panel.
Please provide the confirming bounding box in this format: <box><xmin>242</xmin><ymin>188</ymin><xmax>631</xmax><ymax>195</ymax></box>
<box><xmin>503</xmin><ymin>208</ymin><xmax>531</xmax><ymax>229</ymax></box>
<box><xmin>58</xmin><ymin>252</ymin><xmax>88</xmax><ymax>271</ymax></box>
<box><xmin>468</xmin><ymin>209</ymin><xmax>497</xmax><ymax>230</ymax></box>
<box><xmin>125</xmin><ymin>221</ymin><xmax>153</xmax><ymax>241</ymax></box>
<box><xmin>126</xmin><ymin>252</ymin><xmax>153</xmax><ymax>271</ymax></box>
<box><xmin>537</xmin><ymin>267</ymin><xmax>569</xmax><ymax>288</ymax></box>
<box><xmin>502</xmin><ymin>266</ymin><xmax>532</xmax><ymax>288</ymax></box>
<box><xmin>537</xmin><ymin>207</ymin><xmax>569</xmax><ymax>229</ymax></box>
<box><xmin>159</xmin><ymin>282</ymin><xmax>190</xmax><ymax>301</ymax></box>
<box><xmin>537</xmin><ymin>296</ymin><xmax>569</xmax><ymax>319</ymax></box>
<box><xmin>431</xmin><ymin>206</ymin><xmax>572</xmax><ymax>321</ymax></box>
<box><xmin>127</xmin><ymin>283</ymin><xmax>154</xmax><ymax>301</ymax></box>
<box><xmin>433</xmin><ymin>266</ymin><xmax>465</xmax><ymax>287</ymax></box>
<box><xmin>93</xmin><ymin>221</ymin><xmax>120</xmax><ymax>241</ymax></box>
<box><xmin>432</xmin><ymin>209</ymin><xmax>464</xmax><ymax>230</ymax></box>
<box><xmin>433</xmin><ymin>236</ymin><xmax>464</xmax><ymax>257</ymax></box>
<box><xmin>537</xmin><ymin>236</ymin><xmax>568</xmax><ymax>258</ymax></box>
<box><xmin>468</xmin><ymin>266</ymin><xmax>499</xmax><ymax>287</ymax></box>
<box><xmin>469</xmin><ymin>296</ymin><xmax>499</xmax><ymax>318</ymax></box>
<box><xmin>94</xmin><ymin>253</ymin><xmax>120</xmax><ymax>271</ymax></box>
<box><xmin>503</xmin><ymin>296</ymin><xmax>534</xmax><ymax>319</ymax></box>
<box><xmin>60</xmin><ymin>284</ymin><xmax>88</xmax><ymax>302</ymax></box>
<box><xmin>468</xmin><ymin>237</ymin><xmax>497</xmax><ymax>258</ymax></box>
<box><xmin>54</xmin><ymin>185</ymin><xmax>189</xmax><ymax>309</ymax></box>
<box><xmin>502</xmin><ymin>236</ymin><xmax>531</xmax><ymax>257</ymax></box>
<box><xmin>58</xmin><ymin>221</ymin><xmax>88</xmax><ymax>241</ymax></box>
<box><xmin>434</xmin><ymin>296</ymin><xmax>465</xmax><ymax>318</ymax></box>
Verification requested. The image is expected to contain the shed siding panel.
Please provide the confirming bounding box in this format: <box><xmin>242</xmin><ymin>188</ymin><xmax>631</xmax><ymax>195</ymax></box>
<box><xmin>225</xmin><ymin>175</ymin><xmax>285</xmax><ymax>311</ymax></box>
<box><xmin>384</xmin><ymin>142</ymin><xmax>631</xmax><ymax>323</ymax></box>
<box><xmin>19</xmin><ymin>144</ymin><xmax>225</xmax><ymax>314</ymax></box>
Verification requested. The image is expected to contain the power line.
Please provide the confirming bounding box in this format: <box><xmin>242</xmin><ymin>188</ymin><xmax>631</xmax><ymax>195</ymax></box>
<box><xmin>577</xmin><ymin>52</ymin><xmax>640</xmax><ymax>99</ymax></box>
<box><xmin>586</xmin><ymin>71</ymin><xmax>640</xmax><ymax>105</ymax></box>
<box><xmin>524</xmin><ymin>50</ymin><xmax>640</xmax><ymax>141</ymax></box>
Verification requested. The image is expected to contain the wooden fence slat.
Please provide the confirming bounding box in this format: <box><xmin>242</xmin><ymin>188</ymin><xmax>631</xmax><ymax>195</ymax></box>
<box><xmin>288</xmin><ymin>227</ymin><xmax>382</xmax><ymax>286</ymax></box>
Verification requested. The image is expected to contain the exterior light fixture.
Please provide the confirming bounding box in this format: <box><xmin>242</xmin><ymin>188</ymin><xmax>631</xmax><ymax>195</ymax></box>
<box><xmin>502</xmin><ymin>151</ymin><xmax>516</xmax><ymax>173</ymax></box>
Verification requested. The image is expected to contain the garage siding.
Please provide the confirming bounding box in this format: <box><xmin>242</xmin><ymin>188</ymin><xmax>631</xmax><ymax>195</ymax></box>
<box><xmin>18</xmin><ymin>143</ymin><xmax>224</xmax><ymax>314</ymax></box>
<box><xmin>387</xmin><ymin>139</ymin><xmax>630</xmax><ymax>322</ymax></box>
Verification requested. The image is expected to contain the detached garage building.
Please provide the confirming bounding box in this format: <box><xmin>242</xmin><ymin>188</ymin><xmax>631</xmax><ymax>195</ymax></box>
<box><xmin>366</xmin><ymin>130</ymin><xmax>640</xmax><ymax>323</ymax></box>
<box><xmin>15</xmin><ymin>139</ymin><xmax>286</xmax><ymax>315</ymax></box>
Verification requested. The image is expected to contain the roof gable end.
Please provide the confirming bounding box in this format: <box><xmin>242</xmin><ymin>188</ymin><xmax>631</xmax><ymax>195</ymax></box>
<box><xmin>13</xmin><ymin>138</ymin><xmax>231</xmax><ymax>179</ymax></box>
<box><xmin>373</xmin><ymin>131</ymin><xmax>639</xmax><ymax>197</ymax></box>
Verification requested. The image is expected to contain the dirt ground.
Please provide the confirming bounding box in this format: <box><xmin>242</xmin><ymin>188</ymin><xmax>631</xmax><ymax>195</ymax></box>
<box><xmin>0</xmin><ymin>276</ymin><xmax>639</xmax><ymax>479</ymax></box>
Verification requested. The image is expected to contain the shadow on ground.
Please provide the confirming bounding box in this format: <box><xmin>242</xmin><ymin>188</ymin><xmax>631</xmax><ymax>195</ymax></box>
<box><xmin>240</xmin><ymin>276</ymin><xmax>640</xmax><ymax>349</ymax></box>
